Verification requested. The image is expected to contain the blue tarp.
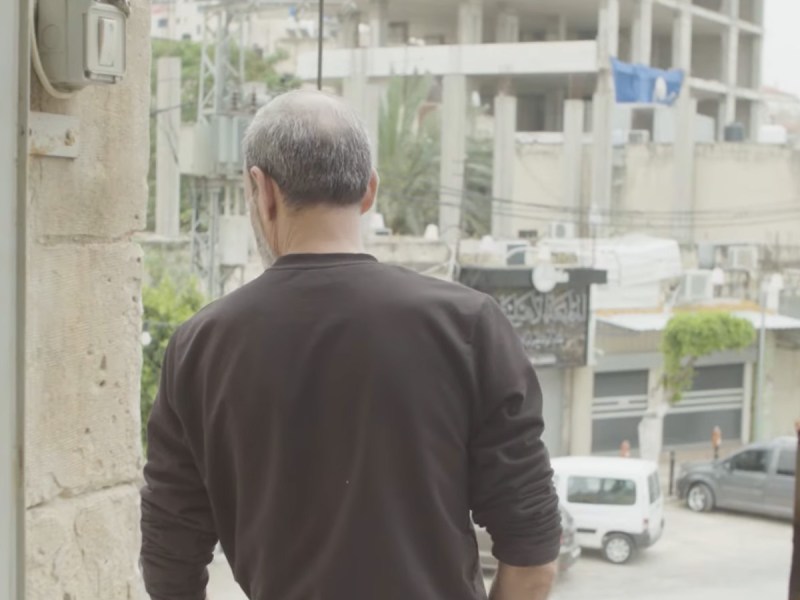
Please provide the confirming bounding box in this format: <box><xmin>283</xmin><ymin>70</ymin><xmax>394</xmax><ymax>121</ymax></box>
<box><xmin>611</xmin><ymin>58</ymin><xmax>685</xmax><ymax>105</ymax></box>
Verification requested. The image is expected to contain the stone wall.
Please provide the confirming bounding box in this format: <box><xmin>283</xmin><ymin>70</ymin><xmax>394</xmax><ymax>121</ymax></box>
<box><xmin>25</xmin><ymin>1</ymin><xmax>150</xmax><ymax>597</ymax></box>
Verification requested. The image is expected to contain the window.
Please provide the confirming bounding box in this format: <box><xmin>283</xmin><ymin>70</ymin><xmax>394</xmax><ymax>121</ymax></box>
<box><xmin>157</xmin><ymin>17</ymin><xmax>168</xmax><ymax>28</ymax></box>
<box><xmin>730</xmin><ymin>449</ymin><xmax>771</xmax><ymax>473</ymax></box>
<box><xmin>567</xmin><ymin>476</ymin><xmax>636</xmax><ymax>506</ymax></box>
<box><xmin>648</xmin><ymin>472</ymin><xmax>661</xmax><ymax>503</ymax></box>
<box><xmin>776</xmin><ymin>449</ymin><xmax>797</xmax><ymax>477</ymax></box>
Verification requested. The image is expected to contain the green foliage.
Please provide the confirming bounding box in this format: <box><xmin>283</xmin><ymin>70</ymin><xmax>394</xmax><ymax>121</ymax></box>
<box><xmin>377</xmin><ymin>75</ymin><xmax>493</xmax><ymax>237</ymax></box>
<box><xmin>662</xmin><ymin>312</ymin><xmax>756</xmax><ymax>404</ymax></box>
<box><xmin>140</xmin><ymin>266</ymin><xmax>206</xmax><ymax>445</ymax></box>
<box><xmin>378</xmin><ymin>75</ymin><xmax>441</xmax><ymax>235</ymax></box>
<box><xmin>147</xmin><ymin>39</ymin><xmax>299</xmax><ymax>231</ymax></box>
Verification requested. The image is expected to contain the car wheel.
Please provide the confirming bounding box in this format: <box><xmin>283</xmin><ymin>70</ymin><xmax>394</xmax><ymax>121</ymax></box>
<box><xmin>602</xmin><ymin>534</ymin><xmax>634</xmax><ymax>565</ymax></box>
<box><xmin>687</xmin><ymin>482</ymin><xmax>715</xmax><ymax>513</ymax></box>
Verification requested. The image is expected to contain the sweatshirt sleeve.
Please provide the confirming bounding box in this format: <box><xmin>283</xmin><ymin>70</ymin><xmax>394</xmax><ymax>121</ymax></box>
<box><xmin>140</xmin><ymin>337</ymin><xmax>218</xmax><ymax>600</ymax></box>
<box><xmin>468</xmin><ymin>297</ymin><xmax>562</xmax><ymax>567</ymax></box>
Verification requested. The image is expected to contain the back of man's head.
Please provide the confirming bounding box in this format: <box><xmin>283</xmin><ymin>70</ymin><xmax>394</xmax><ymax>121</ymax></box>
<box><xmin>242</xmin><ymin>90</ymin><xmax>373</xmax><ymax>208</ymax></box>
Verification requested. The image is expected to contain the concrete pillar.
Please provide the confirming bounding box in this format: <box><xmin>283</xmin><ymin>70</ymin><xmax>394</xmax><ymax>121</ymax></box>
<box><xmin>672</xmin><ymin>3</ymin><xmax>692</xmax><ymax>72</ymax></box>
<box><xmin>156</xmin><ymin>58</ymin><xmax>182</xmax><ymax>238</ymax></box>
<box><xmin>720</xmin><ymin>1</ymin><xmax>739</xmax><ymax>137</ymax></box>
<box><xmin>24</xmin><ymin>0</ymin><xmax>150</xmax><ymax>595</ymax></box>
<box><xmin>749</xmin><ymin>35</ymin><xmax>765</xmax><ymax>139</ymax></box>
<box><xmin>491</xmin><ymin>91</ymin><xmax>517</xmax><ymax>239</ymax></box>
<box><xmin>440</xmin><ymin>75</ymin><xmax>468</xmax><ymax>242</ymax></box>
<box><xmin>545</xmin><ymin>15</ymin><xmax>568</xmax><ymax>42</ymax></box>
<box><xmin>569</xmin><ymin>367</ymin><xmax>595</xmax><ymax>456</ymax></box>
<box><xmin>598</xmin><ymin>0</ymin><xmax>620</xmax><ymax>58</ymax></box>
<box><xmin>368</xmin><ymin>0</ymin><xmax>388</xmax><ymax>48</ymax></box>
<box><xmin>544</xmin><ymin>90</ymin><xmax>565</xmax><ymax>131</ymax></box>
<box><xmin>495</xmin><ymin>10</ymin><xmax>520</xmax><ymax>43</ymax></box>
<box><xmin>343</xmin><ymin>51</ymin><xmax>382</xmax><ymax>236</ymax></box>
<box><xmin>590</xmin><ymin>88</ymin><xmax>614</xmax><ymax>224</ymax></box>
<box><xmin>631</xmin><ymin>0</ymin><xmax>653</xmax><ymax>64</ymax></box>
<box><xmin>674</xmin><ymin>97</ymin><xmax>698</xmax><ymax>242</ymax></box>
<box><xmin>563</xmin><ymin>100</ymin><xmax>585</xmax><ymax>216</ymax></box>
<box><xmin>591</xmin><ymin>0</ymin><xmax>620</xmax><ymax>228</ymax></box>
<box><xmin>339</xmin><ymin>9</ymin><xmax>361</xmax><ymax>48</ymax></box>
<box><xmin>458</xmin><ymin>0</ymin><xmax>483</xmax><ymax>45</ymax></box>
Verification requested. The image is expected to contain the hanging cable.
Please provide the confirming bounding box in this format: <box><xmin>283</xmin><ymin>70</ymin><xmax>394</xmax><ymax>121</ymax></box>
<box><xmin>30</xmin><ymin>0</ymin><xmax>77</xmax><ymax>100</ymax></box>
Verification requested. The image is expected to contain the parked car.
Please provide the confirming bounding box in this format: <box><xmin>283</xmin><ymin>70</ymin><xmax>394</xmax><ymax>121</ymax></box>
<box><xmin>551</xmin><ymin>456</ymin><xmax>665</xmax><ymax>565</ymax></box>
<box><xmin>676</xmin><ymin>436</ymin><xmax>797</xmax><ymax>520</ymax></box>
<box><xmin>474</xmin><ymin>504</ymin><xmax>581</xmax><ymax>576</ymax></box>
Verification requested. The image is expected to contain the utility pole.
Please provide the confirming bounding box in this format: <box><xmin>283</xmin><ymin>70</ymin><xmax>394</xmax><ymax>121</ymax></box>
<box><xmin>189</xmin><ymin>2</ymin><xmax>254</xmax><ymax>299</ymax></box>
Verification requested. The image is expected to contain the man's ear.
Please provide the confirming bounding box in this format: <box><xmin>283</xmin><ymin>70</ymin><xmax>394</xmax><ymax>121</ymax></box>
<box><xmin>360</xmin><ymin>169</ymin><xmax>379</xmax><ymax>215</ymax></box>
<box><xmin>249</xmin><ymin>167</ymin><xmax>279</xmax><ymax>223</ymax></box>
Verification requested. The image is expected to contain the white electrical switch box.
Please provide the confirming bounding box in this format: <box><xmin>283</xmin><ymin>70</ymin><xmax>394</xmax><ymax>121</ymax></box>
<box><xmin>37</xmin><ymin>0</ymin><xmax>127</xmax><ymax>90</ymax></box>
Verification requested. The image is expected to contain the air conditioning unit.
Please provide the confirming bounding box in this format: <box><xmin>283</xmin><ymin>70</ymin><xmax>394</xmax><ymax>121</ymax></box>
<box><xmin>726</xmin><ymin>246</ymin><xmax>759</xmax><ymax>272</ymax></box>
<box><xmin>678</xmin><ymin>270</ymin><xmax>714</xmax><ymax>303</ymax></box>
<box><xmin>549</xmin><ymin>221</ymin><xmax>577</xmax><ymax>239</ymax></box>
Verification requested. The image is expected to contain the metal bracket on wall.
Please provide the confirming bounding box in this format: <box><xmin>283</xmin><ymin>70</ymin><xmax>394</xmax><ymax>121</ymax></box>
<box><xmin>28</xmin><ymin>111</ymin><xmax>79</xmax><ymax>159</ymax></box>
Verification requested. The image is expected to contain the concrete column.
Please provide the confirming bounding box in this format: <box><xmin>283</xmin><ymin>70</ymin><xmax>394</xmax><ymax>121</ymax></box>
<box><xmin>458</xmin><ymin>0</ymin><xmax>483</xmax><ymax>45</ymax></box>
<box><xmin>338</xmin><ymin>9</ymin><xmax>361</xmax><ymax>48</ymax></box>
<box><xmin>368</xmin><ymin>0</ymin><xmax>388</xmax><ymax>48</ymax></box>
<box><xmin>440</xmin><ymin>75</ymin><xmax>468</xmax><ymax>242</ymax></box>
<box><xmin>569</xmin><ymin>367</ymin><xmax>595</xmax><ymax>456</ymax></box>
<box><xmin>598</xmin><ymin>0</ymin><xmax>620</xmax><ymax>58</ymax></box>
<box><xmin>343</xmin><ymin>51</ymin><xmax>381</xmax><ymax>241</ymax></box>
<box><xmin>674</xmin><ymin>97</ymin><xmax>698</xmax><ymax>242</ymax></box>
<box><xmin>590</xmin><ymin>88</ymin><xmax>614</xmax><ymax>225</ymax></box>
<box><xmin>156</xmin><ymin>58</ymin><xmax>182</xmax><ymax>238</ymax></box>
<box><xmin>720</xmin><ymin>1</ymin><xmax>739</xmax><ymax>137</ymax></box>
<box><xmin>24</xmin><ymin>0</ymin><xmax>150</xmax><ymax>595</ymax></box>
<box><xmin>545</xmin><ymin>15</ymin><xmax>568</xmax><ymax>42</ymax></box>
<box><xmin>631</xmin><ymin>0</ymin><xmax>653</xmax><ymax>64</ymax></box>
<box><xmin>672</xmin><ymin>3</ymin><xmax>692</xmax><ymax>72</ymax></box>
<box><xmin>591</xmin><ymin>0</ymin><xmax>620</xmax><ymax>228</ymax></box>
<box><xmin>495</xmin><ymin>10</ymin><xmax>520</xmax><ymax>43</ymax></box>
<box><xmin>544</xmin><ymin>90</ymin><xmax>565</xmax><ymax>131</ymax></box>
<box><xmin>491</xmin><ymin>91</ymin><xmax>517</xmax><ymax>239</ymax></box>
<box><xmin>563</xmin><ymin>100</ymin><xmax>585</xmax><ymax>216</ymax></box>
<box><xmin>749</xmin><ymin>35</ymin><xmax>765</xmax><ymax>139</ymax></box>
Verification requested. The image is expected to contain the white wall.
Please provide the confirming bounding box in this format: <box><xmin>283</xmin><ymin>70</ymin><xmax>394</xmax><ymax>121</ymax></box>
<box><xmin>513</xmin><ymin>141</ymin><xmax>800</xmax><ymax>245</ymax></box>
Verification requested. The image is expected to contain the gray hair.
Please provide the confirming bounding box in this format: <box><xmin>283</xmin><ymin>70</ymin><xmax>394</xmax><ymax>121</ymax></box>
<box><xmin>242</xmin><ymin>90</ymin><xmax>373</xmax><ymax>208</ymax></box>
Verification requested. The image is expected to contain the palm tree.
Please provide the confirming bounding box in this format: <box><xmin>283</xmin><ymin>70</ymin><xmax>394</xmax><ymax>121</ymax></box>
<box><xmin>377</xmin><ymin>74</ymin><xmax>440</xmax><ymax>235</ymax></box>
<box><xmin>377</xmin><ymin>74</ymin><xmax>494</xmax><ymax>237</ymax></box>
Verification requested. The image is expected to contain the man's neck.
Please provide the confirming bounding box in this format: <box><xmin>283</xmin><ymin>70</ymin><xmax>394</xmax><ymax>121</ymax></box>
<box><xmin>279</xmin><ymin>206</ymin><xmax>365</xmax><ymax>256</ymax></box>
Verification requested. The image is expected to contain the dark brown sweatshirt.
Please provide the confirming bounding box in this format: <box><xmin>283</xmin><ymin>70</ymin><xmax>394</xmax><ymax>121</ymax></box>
<box><xmin>141</xmin><ymin>253</ymin><xmax>561</xmax><ymax>600</ymax></box>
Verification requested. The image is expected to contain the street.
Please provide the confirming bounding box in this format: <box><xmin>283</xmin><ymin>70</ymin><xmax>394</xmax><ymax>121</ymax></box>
<box><xmin>208</xmin><ymin>500</ymin><xmax>792</xmax><ymax>599</ymax></box>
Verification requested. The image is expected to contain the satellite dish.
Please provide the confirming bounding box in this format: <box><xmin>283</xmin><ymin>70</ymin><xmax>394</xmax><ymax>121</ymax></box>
<box><xmin>532</xmin><ymin>265</ymin><xmax>558</xmax><ymax>294</ymax></box>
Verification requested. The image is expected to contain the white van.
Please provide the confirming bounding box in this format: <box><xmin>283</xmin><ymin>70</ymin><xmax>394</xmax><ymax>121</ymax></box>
<box><xmin>551</xmin><ymin>456</ymin><xmax>664</xmax><ymax>564</ymax></box>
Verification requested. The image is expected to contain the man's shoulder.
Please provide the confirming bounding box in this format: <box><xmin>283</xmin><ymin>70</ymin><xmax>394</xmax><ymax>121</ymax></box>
<box><xmin>373</xmin><ymin>263</ymin><xmax>489</xmax><ymax>305</ymax></box>
<box><xmin>171</xmin><ymin>273</ymin><xmax>268</xmax><ymax>345</ymax></box>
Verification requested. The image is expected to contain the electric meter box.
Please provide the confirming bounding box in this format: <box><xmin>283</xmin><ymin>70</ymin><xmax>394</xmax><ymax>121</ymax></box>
<box><xmin>37</xmin><ymin>0</ymin><xmax>127</xmax><ymax>90</ymax></box>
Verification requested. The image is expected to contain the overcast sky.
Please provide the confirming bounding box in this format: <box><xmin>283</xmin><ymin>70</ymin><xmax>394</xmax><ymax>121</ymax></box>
<box><xmin>763</xmin><ymin>1</ymin><xmax>800</xmax><ymax>95</ymax></box>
